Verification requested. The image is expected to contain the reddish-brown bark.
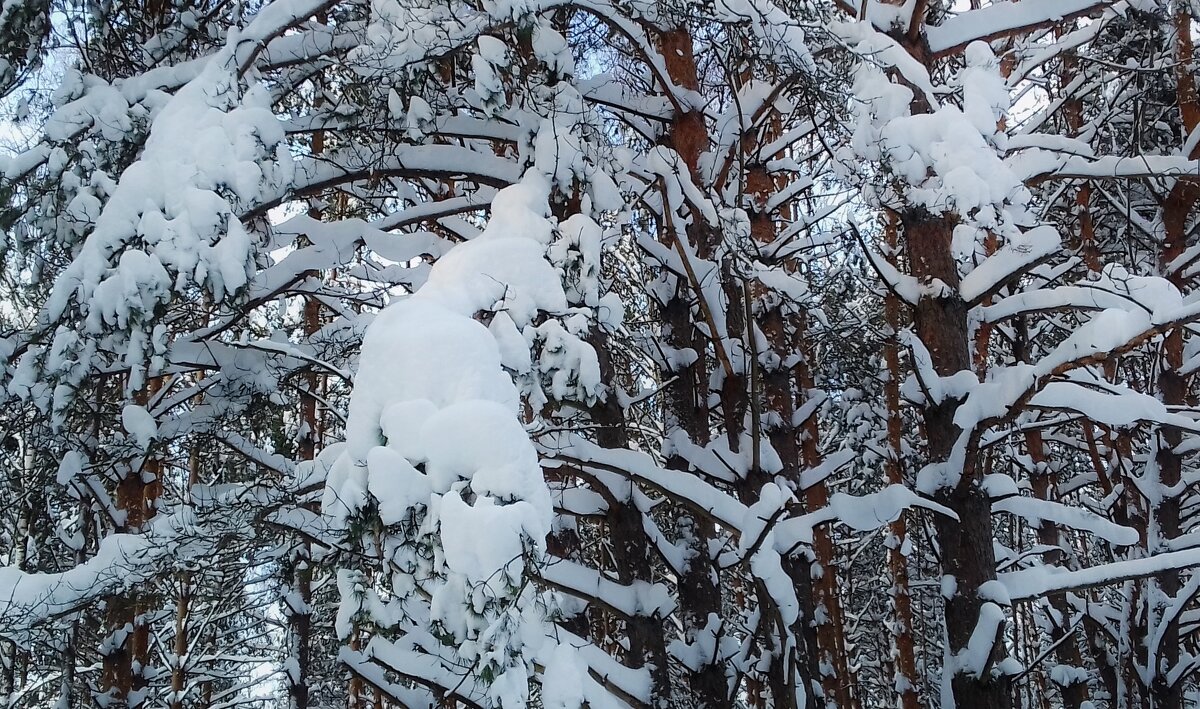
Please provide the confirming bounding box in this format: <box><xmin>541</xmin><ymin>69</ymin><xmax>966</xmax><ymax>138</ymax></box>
<box><xmin>883</xmin><ymin>215</ymin><xmax>920</xmax><ymax>709</ymax></box>
<box><xmin>1145</xmin><ymin>10</ymin><xmax>1200</xmax><ymax>707</ymax></box>
<box><xmin>905</xmin><ymin>209</ymin><xmax>1011</xmax><ymax>708</ymax></box>
<box><xmin>657</xmin><ymin>24</ymin><xmax>727</xmax><ymax>707</ymax></box>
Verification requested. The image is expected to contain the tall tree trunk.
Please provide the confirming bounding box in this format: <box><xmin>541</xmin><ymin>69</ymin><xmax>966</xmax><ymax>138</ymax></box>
<box><xmin>169</xmin><ymin>443</ymin><xmax>203</xmax><ymax>709</ymax></box>
<box><xmin>871</xmin><ymin>2</ymin><xmax>1012</xmax><ymax>700</ymax></box>
<box><xmin>588</xmin><ymin>328</ymin><xmax>672</xmax><ymax>703</ymax></box>
<box><xmin>656</xmin><ymin>24</ymin><xmax>727</xmax><ymax>708</ymax></box>
<box><xmin>796</xmin><ymin>311</ymin><xmax>856</xmax><ymax>709</ymax></box>
<box><xmin>744</xmin><ymin>125</ymin><xmax>820</xmax><ymax>709</ymax></box>
<box><xmin>1008</xmin><ymin>312</ymin><xmax>1088</xmax><ymax>708</ymax></box>
<box><xmin>286</xmin><ymin>284</ymin><xmax>320</xmax><ymax>709</ymax></box>
<box><xmin>904</xmin><ymin>209</ymin><xmax>1011</xmax><ymax>708</ymax></box>
<box><xmin>1147</xmin><ymin>8</ymin><xmax>1199</xmax><ymax>706</ymax></box>
<box><xmin>103</xmin><ymin>376</ymin><xmax>163</xmax><ymax>708</ymax></box>
<box><xmin>1059</xmin><ymin>38</ymin><xmax>1099</xmax><ymax>274</ymax></box>
<box><xmin>883</xmin><ymin>214</ymin><xmax>920</xmax><ymax>709</ymax></box>
<box><xmin>1026</xmin><ymin>427</ymin><xmax>1088</xmax><ymax>709</ymax></box>
<box><xmin>289</xmin><ymin>47</ymin><xmax>328</xmax><ymax>707</ymax></box>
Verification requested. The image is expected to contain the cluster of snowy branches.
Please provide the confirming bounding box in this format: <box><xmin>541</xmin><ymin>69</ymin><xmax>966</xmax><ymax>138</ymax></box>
<box><xmin>3</xmin><ymin>0</ymin><xmax>1200</xmax><ymax>708</ymax></box>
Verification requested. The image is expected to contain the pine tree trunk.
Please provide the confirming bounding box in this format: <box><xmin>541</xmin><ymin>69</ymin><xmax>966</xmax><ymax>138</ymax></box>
<box><xmin>904</xmin><ymin>210</ymin><xmax>1011</xmax><ymax>709</ymax></box>
<box><xmin>796</xmin><ymin>311</ymin><xmax>856</xmax><ymax>709</ymax></box>
<box><xmin>1147</xmin><ymin>9</ymin><xmax>1199</xmax><ymax>706</ymax></box>
<box><xmin>883</xmin><ymin>215</ymin><xmax>920</xmax><ymax>709</ymax></box>
<box><xmin>868</xmin><ymin>4</ymin><xmax>1013</xmax><ymax>700</ymax></box>
<box><xmin>169</xmin><ymin>443</ymin><xmax>202</xmax><ymax>709</ymax></box>
<box><xmin>1059</xmin><ymin>41</ymin><xmax>1099</xmax><ymax>274</ymax></box>
<box><xmin>286</xmin><ymin>284</ymin><xmax>320</xmax><ymax>709</ymax></box>
<box><xmin>103</xmin><ymin>377</ymin><xmax>163</xmax><ymax>708</ymax></box>
<box><xmin>289</xmin><ymin>52</ymin><xmax>327</xmax><ymax>707</ymax></box>
<box><xmin>1026</xmin><ymin>428</ymin><xmax>1087</xmax><ymax>709</ymax></box>
<box><xmin>745</xmin><ymin>130</ymin><xmax>820</xmax><ymax>709</ymax></box>
<box><xmin>588</xmin><ymin>328</ymin><xmax>672</xmax><ymax>703</ymax></box>
<box><xmin>1013</xmin><ymin>314</ymin><xmax>1087</xmax><ymax>708</ymax></box>
<box><xmin>657</xmin><ymin>24</ymin><xmax>727</xmax><ymax>708</ymax></box>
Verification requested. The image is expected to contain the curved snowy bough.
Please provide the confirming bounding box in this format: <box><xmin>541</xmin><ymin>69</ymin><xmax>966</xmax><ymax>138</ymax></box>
<box><xmin>6</xmin><ymin>2</ymin><xmax>338</xmax><ymax>410</ymax></box>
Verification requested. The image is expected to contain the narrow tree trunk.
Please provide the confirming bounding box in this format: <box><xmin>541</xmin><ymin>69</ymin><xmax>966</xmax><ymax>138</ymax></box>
<box><xmin>883</xmin><ymin>214</ymin><xmax>920</xmax><ymax>709</ymax></box>
<box><xmin>4</xmin><ymin>442</ymin><xmax>34</xmax><ymax>704</ymax></box>
<box><xmin>1027</xmin><ymin>428</ymin><xmax>1088</xmax><ymax>709</ymax></box>
<box><xmin>588</xmin><ymin>328</ymin><xmax>671</xmax><ymax>703</ymax></box>
<box><xmin>744</xmin><ymin>131</ymin><xmax>820</xmax><ymax>709</ymax></box>
<box><xmin>656</xmin><ymin>24</ymin><xmax>727</xmax><ymax>708</ymax></box>
<box><xmin>287</xmin><ymin>284</ymin><xmax>320</xmax><ymax>709</ymax></box>
<box><xmin>1060</xmin><ymin>42</ymin><xmax>1099</xmax><ymax>274</ymax></box>
<box><xmin>290</xmin><ymin>49</ymin><xmax>327</xmax><ymax>707</ymax></box>
<box><xmin>1007</xmin><ymin>313</ymin><xmax>1089</xmax><ymax>708</ymax></box>
<box><xmin>866</xmin><ymin>2</ymin><xmax>1013</xmax><ymax>700</ymax></box>
<box><xmin>1146</xmin><ymin>9</ymin><xmax>1199</xmax><ymax>706</ymax></box>
<box><xmin>796</xmin><ymin>311</ymin><xmax>856</xmax><ymax>709</ymax></box>
<box><xmin>170</xmin><ymin>444</ymin><xmax>203</xmax><ymax>709</ymax></box>
<box><xmin>103</xmin><ymin>377</ymin><xmax>163</xmax><ymax>708</ymax></box>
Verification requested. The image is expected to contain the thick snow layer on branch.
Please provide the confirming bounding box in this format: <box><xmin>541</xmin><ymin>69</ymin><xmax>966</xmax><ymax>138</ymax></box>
<box><xmin>984</xmin><ymin>264</ymin><xmax>1184</xmax><ymax>323</ymax></box>
<box><xmin>775</xmin><ymin>484</ymin><xmax>956</xmax><ymax>549</ymax></box>
<box><xmin>959</xmin><ymin>225</ymin><xmax>1060</xmax><ymax>303</ymax></box>
<box><xmin>925</xmin><ymin>0</ymin><xmax>1118</xmax><ymax>56</ymax></box>
<box><xmin>838</xmin><ymin>22</ymin><xmax>936</xmax><ymax>107</ymax></box>
<box><xmin>951</xmin><ymin>601</ymin><xmax>1007</xmax><ymax>679</ymax></box>
<box><xmin>30</xmin><ymin>47</ymin><xmax>294</xmax><ymax>400</ymax></box>
<box><xmin>992</xmin><ymin>496</ymin><xmax>1138</xmax><ymax>546</ymax></box>
<box><xmin>121</xmin><ymin>404</ymin><xmax>158</xmax><ymax>450</ymax></box>
<box><xmin>1001</xmin><ymin>548</ymin><xmax>1200</xmax><ymax>601</ymax></box>
<box><xmin>542</xmin><ymin>557</ymin><xmax>675</xmax><ymax>619</ymax></box>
